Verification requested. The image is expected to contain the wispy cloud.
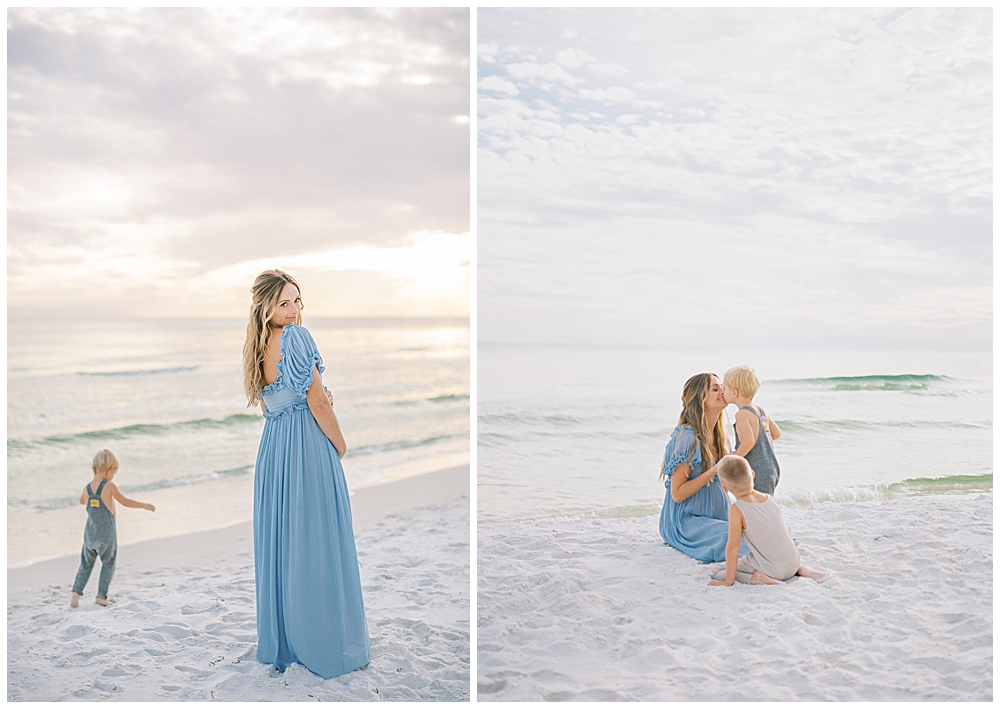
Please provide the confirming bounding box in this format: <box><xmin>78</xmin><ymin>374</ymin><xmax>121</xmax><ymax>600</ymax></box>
<box><xmin>478</xmin><ymin>8</ymin><xmax>991</xmax><ymax>348</ymax></box>
<box><xmin>9</xmin><ymin>7</ymin><xmax>470</xmax><ymax>319</ymax></box>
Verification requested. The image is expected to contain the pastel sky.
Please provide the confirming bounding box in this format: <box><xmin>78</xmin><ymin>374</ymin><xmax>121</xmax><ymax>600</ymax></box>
<box><xmin>9</xmin><ymin>8</ymin><xmax>470</xmax><ymax>320</ymax></box>
<box><xmin>478</xmin><ymin>8</ymin><xmax>991</xmax><ymax>349</ymax></box>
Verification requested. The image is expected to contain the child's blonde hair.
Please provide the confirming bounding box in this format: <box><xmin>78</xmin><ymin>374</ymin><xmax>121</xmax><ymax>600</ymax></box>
<box><xmin>723</xmin><ymin>365</ymin><xmax>760</xmax><ymax>399</ymax></box>
<box><xmin>92</xmin><ymin>449</ymin><xmax>119</xmax><ymax>473</ymax></box>
<box><xmin>717</xmin><ymin>455</ymin><xmax>753</xmax><ymax>494</ymax></box>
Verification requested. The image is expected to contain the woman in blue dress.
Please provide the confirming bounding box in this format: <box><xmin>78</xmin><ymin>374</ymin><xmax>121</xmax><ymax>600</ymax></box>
<box><xmin>242</xmin><ymin>269</ymin><xmax>370</xmax><ymax>679</ymax></box>
<box><xmin>659</xmin><ymin>372</ymin><xmax>747</xmax><ymax>563</ymax></box>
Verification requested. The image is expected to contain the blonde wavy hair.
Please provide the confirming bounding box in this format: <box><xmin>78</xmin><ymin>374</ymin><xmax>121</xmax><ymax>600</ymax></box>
<box><xmin>242</xmin><ymin>269</ymin><xmax>303</xmax><ymax>406</ymax></box>
<box><xmin>92</xmin><ymin>448</ymin><xmax>119</xmax><ymax>473</ymax></box>
<box><xmin>676</xmin><ymin>372</ymin><xmax>728</xmax><ymax>471</ymax></box>
<box><xmin>723</xmin><ymin>365</ymin><xmax>760</xmax><ymax>399</ymax></box>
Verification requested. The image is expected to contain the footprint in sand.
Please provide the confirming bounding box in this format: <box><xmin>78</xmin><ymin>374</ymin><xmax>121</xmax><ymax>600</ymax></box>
<box><xmin>60</xmin><ymin>625</ymin><xmax>91</xmax><ymax>641</ymax></box>
<box><xmin>148</xmin><ymin>624</ymin><xmax>194</xmax><ymax>640</ymax></box>
<box><xmin>92</xmin><ymin>679</ymin><xmax>124</xmax><ymax>693</ymax></box>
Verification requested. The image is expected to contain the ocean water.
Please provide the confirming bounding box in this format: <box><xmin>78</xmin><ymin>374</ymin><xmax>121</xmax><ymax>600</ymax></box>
<box><xmin>478</xmin><ymin>344</ymin><xmax>991</xmax><ymax>524</ymax></box>
<box><xmin>8</xmin><ymin>317</ymin><xmax>469</xmax><ymax>567</ymax></box>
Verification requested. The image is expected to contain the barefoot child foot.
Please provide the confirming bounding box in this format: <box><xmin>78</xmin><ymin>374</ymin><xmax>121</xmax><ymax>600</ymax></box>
<box><xmin>70</xmin><ymin>449</ymin><xmax>155</xmax><ymax>610</ymax></box>
<box><xmin>796</xmin><ymin>566</ymin><xmax>825</xmax><ymax>581</ymax></box>
<box><xmin>708</xmin><ymin>456</ymin><xmax>805</xmax><ymax>587</ymax></box>
<box><xmin>750</xmin><ymin>570</ymin><xmax>781</xmax><ymax>585</ymax></box>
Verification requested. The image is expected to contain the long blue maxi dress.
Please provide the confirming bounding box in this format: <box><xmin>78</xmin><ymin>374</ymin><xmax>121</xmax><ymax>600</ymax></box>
<box><xmin>254</xmin><ymin>323</ymin><xmax>371</xmax><ymax>679</ymax></box>
<box><xmin>658</xmin><ymin>424</ymin><xmax>747</xmax><ymax>563</ymax></box>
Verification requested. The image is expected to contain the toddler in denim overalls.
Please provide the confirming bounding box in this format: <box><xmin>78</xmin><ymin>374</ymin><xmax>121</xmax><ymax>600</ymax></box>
<box><xmin>71</xmin><ymin>449</ymin><xmax>156</xmax><ymax>607</ymax></box>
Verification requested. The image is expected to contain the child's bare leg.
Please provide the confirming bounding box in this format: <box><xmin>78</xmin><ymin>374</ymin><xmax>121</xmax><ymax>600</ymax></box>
<box><xmin>95</xmin><ymin>597</ymin><xmax>108</xmax><ymax>606</ymax></box>
<box><xmin>796</xmin><ymin>566</ymin><xmax>825</xmax><ymax>580</ymax></box>
<box><xmin>711</xmin><ymin>568</ymin><xmax>755</xmax><ymax>584</ymax></box>
<box><xmin>750</xmin><ymin>570</ymin><xmax>781</xmax><ymax>585</ymax></box>
<box><xmin>70</xmin><ymin>592</ymin><xmax>80</xmax><ymax>608</ymax></box>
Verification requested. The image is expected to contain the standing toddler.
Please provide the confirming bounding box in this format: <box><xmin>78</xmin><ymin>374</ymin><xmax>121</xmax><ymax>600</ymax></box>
<box><xmin>723</xmin><ymin>365</ymin><xmax>782</xmax><ymax>494</ymax></box>
<box><xmin>70</xmin><ymin>449</ymin><xmax>155</xmax><ymax>607</ymax></box>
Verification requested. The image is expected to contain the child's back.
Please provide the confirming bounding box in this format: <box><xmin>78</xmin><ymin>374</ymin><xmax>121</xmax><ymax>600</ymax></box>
<box><xmin>72</xmin><ymin>474</ymin><xmax>120</xmax><ymax>606</ymax></box>
<box><xmin>735</xmin><ymin>405</ymin><xmax>781</xmax><ymax>494</ymax></box>
<box><xmin>82</xmin><ymin>479</ymin><xmax>117</xmax><ymax>552</ymax></box>
<box><xmin>709</xmin><ymin>455</ymin><xmax>823</xmax><ymax>586</ymax></box>
<box><xmin>733</xmin><ymin>494</ymin><xmax>799</xmax><ymax>581</ymax></box>
<box><xmin>71</xmin><ymin>449</ymin><xmax>155</xmax><ymax>607</ymax></box>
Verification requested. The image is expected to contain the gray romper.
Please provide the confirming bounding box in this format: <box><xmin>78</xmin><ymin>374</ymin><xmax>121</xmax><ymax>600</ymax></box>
<box><xmin>72</xmin><ymin>479</ymin><xmax>117</xmax><ymax>599</ymax></box>
<box><xmin>711</xmin><ymin>495</ymin><xmax>800</xmax><ymax>583</ymax></box>
<box><xmin>735</xmin><ymin>405</ymin><xmax>781</xmax><ymax>494</ymax></box>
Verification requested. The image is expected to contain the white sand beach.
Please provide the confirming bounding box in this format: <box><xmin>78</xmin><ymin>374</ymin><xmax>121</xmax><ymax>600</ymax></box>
<box><xmin>477</xmin><ymin>493</ymin><xmax>992</xmax><ymax>701</ymax></box>
<box><xmin>8</xmin><ymin>466</ymin><xmax>470</xmax><ymax>702</ymax></box>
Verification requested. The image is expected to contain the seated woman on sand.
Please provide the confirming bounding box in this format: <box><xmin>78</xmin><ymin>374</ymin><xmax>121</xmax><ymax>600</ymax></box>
<box><xmin>658</xmin><ymin>372</ymin><xmax>747</xmax><ymax>563</ymax></box>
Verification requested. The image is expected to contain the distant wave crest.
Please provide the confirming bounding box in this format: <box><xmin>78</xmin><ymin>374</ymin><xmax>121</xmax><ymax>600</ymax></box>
<box><xmin>348</xmin><ymin>433</ymin><xmax>466</xmax><ymax>457</ymax></box>
<box><xmin>391</xmin><ymin>393</ymin><xmax>470</xmax><ymax>407</ymax></box>
<box><xmin>12</xmin><ymin>429</ymin><xmax>465</xmax><ymax>510</ymax></box>
<box><xmin>776</xmin><ymin>473</ymin><xmax>992</xmax><ymax>507</ymax></box>
<box><xmin>7</xmin><ymin>413</ymin><xmax>261</xmax><ymax>451</ymax></box>
<box><xmin>771</xmin><ymin>374</ymin><xmax>948</xmax><ymax>392</ymax></box>
<box><xmin>78</xmin><ymin>366</ymin><xmax>200</xmax><ymax>377</ymax></box>
<box><xmin>11</xmin><ymin>465</ymin><xmax>254</xmax><ymax>512</ymax></box>
<box><xmin>775</xmin><ymin>418</ymin><xmax>990</xmax><ymax>433</ymax></box>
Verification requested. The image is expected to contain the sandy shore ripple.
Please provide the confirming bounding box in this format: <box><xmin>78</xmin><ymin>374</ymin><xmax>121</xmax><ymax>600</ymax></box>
<box><xmin>8</xmin><ymin>469</ymin><xmax>470</xmax><ymax>701</ymax></box>
<box><xmin>477</xmin><ymin>493</ymin><xmax>992</xmax><ymax>701</ymax></box>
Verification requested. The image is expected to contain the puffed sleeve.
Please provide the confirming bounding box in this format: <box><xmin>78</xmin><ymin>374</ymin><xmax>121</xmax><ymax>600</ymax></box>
<box><xmin>661</xmin><ymin>425</ymin><xmax>701</xmax><ymax>480</ymax></box>
<box><xmin>278</xmin><ymin>324</ymin><xmax>325</xmax><ymax>396</ymax></box>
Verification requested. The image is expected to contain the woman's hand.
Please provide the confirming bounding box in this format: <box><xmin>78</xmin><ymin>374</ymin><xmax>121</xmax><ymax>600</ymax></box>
<box><xmin>708</xmin><ymin>579</ymin><xmax>733</xmax><ymax>587</ymax></box>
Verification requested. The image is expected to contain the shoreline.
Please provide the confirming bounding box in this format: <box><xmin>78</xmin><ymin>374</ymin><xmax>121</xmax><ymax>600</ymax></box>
<box><xmin>7</xmin><ymin>465</ymin><xmax>470</xmax><ymax>701</ymax></box>
<box><xmin>7</xmin><ymin>465</ymin><xmax>470</xmax><ymax>597</ymax></box>
<box><xmin>476</xmin><ymin>476</ymin><xmax>994</xmax><ymax>527</ymax></box>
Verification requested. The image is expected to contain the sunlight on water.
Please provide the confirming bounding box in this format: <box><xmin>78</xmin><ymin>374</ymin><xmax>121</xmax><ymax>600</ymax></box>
<box><xmin>7</xmin><ymin>317</ymin><xmax>469</xmax><ymax>566</ymax></box>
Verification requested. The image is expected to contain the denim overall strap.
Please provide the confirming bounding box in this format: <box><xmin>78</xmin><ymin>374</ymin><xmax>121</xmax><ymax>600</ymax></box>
<box><xmin>88</xmin><ymin>479</ymin><xmax>108</xmax><ymax>508</ymax></box>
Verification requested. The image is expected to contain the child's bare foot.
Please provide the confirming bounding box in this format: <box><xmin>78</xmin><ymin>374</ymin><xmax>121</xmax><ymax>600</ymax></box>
<box><xmin>95</xmin><ymin>597</ymin><xmax>109</xmax><ymax>606</ymax></box>
<box><xmin>796</xmin><ymin>566</ymin><xmax>825</xmax><ymax>581</ymax></box>
<box><xmin>750</xmin><ymin>570</ymin><xmax>781</xmax><ymax>585</ymax></box>
<box><xmin>70</xmin><ymin>592</ymin><xmax>80</xmax><ymax>608</ymax></box>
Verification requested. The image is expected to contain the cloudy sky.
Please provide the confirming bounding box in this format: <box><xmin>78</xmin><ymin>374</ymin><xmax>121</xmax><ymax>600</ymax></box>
<box><xmin>9</xmin><ymin>8</ymin><xmax>470</xmax><ymax>320</ymax></box>
<box><xmin>478</xmin><ymin>8</ymin><xmax>991</xmax><ymax>349</ymax></box>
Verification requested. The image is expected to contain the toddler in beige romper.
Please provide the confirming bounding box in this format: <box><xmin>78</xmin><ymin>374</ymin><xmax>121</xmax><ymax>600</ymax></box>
<box><xmin>709</xmin><ymin>455</ymin><xmax>824</xmax><ymax>585</ymax></box>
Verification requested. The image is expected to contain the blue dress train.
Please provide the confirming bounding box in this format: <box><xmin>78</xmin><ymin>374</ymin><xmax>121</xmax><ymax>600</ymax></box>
<box><xmin>658</xmin><ymin>424</ymin><xmax>747</xmax><ymax>563</ymax></box>
<box><xmin>253</xmin><ymin>324</ymin><xmax>370</xmax><ymax>679</ymax></box>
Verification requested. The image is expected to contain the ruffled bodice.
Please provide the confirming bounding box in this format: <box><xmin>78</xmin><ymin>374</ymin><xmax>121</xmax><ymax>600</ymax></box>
<box><xmin>658</xmin><ymin>424</ymin><xmax>746</xmax><ymax>563</ymax></box>
<box><xmin>261</xmin><ymin>324</ymin><xmax>325</xmax><ymax>420</ymax></box>
<box><xmin>661</xmin><ymin>424</ymin><xmax>706</xmax><ymax>479</ymax></box>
